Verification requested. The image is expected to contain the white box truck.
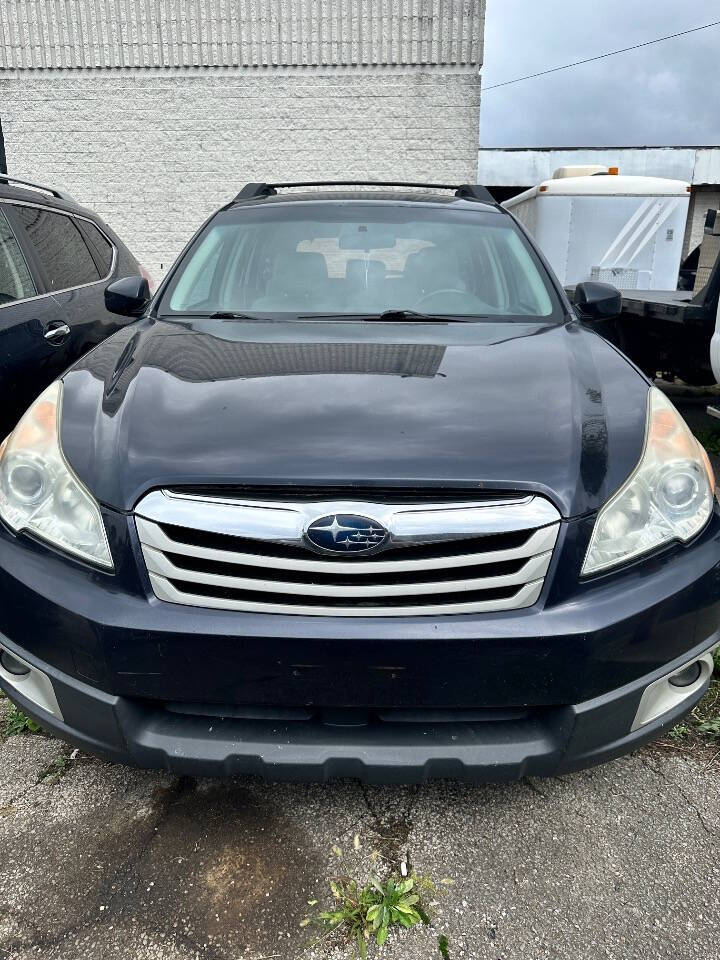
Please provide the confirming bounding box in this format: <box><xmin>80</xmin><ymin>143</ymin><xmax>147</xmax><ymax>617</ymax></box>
<box><xmin>503</xmin><ymin>166</ymin><xmax>691</xmax><ymax>291</ymax></box>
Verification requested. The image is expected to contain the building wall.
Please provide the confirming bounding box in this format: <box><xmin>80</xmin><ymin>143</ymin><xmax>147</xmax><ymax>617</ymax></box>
<box><xmin>0</xmin><ymin>0</ymin><xmax>483</xmax><ymax>70</ymax></box>
<box><xmin>1</xmin><ymin>68</ymin><xmax>480</xmax><ymax>277</ymax></box>
<box><xmin>685</xmin><ymin>186</ymin><xmax>720</xmax><ymax>256</ymax></box>
<box><xmin>0</xmin><ymin>1</ymin><xmax>484</xmax><ymax>277</ymax></box>
<box><xmin>477</xmin><ymin>147</ymin><xmax>701</xmax><ymax>187</ymax></box>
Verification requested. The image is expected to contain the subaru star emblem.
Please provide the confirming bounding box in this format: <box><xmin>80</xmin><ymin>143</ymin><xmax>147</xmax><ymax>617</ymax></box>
<box><xmin>305</xmin><ymin>514</ymin><xmax>389</xmax><ymax>554</ymax></box>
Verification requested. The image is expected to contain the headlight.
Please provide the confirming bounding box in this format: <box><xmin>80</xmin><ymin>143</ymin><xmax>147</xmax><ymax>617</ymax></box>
<box><xmin>0</xmin><ymin>381</ymin><xmax>113</xmax><ymax>569</ymax></box>
<box><xmin>582</xmin><ymin>387</ymin><xmax>715</xmax><ymax>576</ymax></box>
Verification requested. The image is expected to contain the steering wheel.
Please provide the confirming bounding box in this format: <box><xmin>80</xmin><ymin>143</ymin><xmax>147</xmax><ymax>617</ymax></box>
<box><xmin>0</xmin><ymin>293</ymin><xmax>14</xmax><ymax>306</ymax></box>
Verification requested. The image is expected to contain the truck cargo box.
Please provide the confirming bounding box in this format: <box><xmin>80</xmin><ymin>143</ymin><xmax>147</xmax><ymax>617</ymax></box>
<box><xmin>504</xmin><ymin>169</ymin><xmax>691</xmax><ymax>291</ymax></box>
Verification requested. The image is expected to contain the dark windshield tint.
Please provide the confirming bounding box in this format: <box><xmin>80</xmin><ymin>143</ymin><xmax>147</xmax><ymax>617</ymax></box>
<box><xmin>159</xmin><ymin>203</ymin><xmax>564</xmax><ymax>321</ymax></box>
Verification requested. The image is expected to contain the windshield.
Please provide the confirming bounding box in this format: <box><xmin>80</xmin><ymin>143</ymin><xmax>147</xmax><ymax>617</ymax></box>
<box><xmin>158</xmin><ymin>202</ymin><xmax>564</xmax><ymax>321</ymax></box>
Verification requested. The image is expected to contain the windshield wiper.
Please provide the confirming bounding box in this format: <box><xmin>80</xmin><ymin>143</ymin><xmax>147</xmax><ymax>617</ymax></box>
<box><xmin>208</xmin><ymin>311</ymin><xmax>268</xmax><ymax>320</ymax></box>
<box><xmin>375</xmin><ymin>309</ymin><xmax>457</xmax><ymax>322</ymax></box>
<box><xmin>298</xmin><ymin>309</ymin><xmax>469</xmax><ymax>322</ymax></box>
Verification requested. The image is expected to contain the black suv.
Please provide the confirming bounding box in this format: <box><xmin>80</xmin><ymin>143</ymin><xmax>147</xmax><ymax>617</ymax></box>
<box><xmin>0</xmin><ymin>181</ymin><xmax>717</xmax><ymax>783</ymax></box>
<box><xmin>0</xmin><ymin>173</ymin><xmax>142</xmax><ymax>437</ymax></box>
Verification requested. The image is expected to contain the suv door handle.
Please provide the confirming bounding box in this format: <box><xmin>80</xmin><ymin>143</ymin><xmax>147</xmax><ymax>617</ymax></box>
<box><xmin>43</xmin><ymin>322</ymin><xmax>71</xmax><ymax>343</ymax></box>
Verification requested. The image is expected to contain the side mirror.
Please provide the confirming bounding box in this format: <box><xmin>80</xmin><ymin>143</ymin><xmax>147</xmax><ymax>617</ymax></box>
<box><xmin>105</xmin><ymin>275</ymin><xmax>151</xmax><ymax>317</ymax></box>
<box><xmin>572</xmin><ymin>281</ymin><xmax>622</xmax><ymax>320</ymax></box>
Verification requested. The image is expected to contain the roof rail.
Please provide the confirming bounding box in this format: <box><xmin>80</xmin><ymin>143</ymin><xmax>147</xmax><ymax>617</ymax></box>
<box><xmin>232</xmin><ymin>181</ymin><xmax>498</xmax><ymax>205</ymax></box>
<box><xmin>0</xmin><ymin>173</ymin><xmax>74</xmax><ymax>202</ymax></box>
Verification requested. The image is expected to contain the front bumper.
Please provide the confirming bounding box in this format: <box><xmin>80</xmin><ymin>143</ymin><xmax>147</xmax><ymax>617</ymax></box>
<box><xmin>0</xmin><ymin>508</ymin><xmax>718</xmax><ymax>782</ymax></box>
<box><xmin>1</xmin><ymin>628</ymin><xmax>717</xmax><ymax>782</ymax></box>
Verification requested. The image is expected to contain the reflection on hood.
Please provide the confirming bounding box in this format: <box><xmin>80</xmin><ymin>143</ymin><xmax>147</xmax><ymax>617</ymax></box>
<box><xmin>62</xmin><ymin>318</ymin><xmax>649</xmax><ymax>516</ymax></box>
<box><xmin>88</xmin><ymin>328</ymin><xmax>447</xmax><ymax>387</ymax></box>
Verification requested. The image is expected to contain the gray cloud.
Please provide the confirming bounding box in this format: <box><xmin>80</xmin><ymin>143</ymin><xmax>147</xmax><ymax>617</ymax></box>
<box><xmin>480</xmin><ymin>0</ymin><xmax>720</xmax><ymax>147</ymax></box>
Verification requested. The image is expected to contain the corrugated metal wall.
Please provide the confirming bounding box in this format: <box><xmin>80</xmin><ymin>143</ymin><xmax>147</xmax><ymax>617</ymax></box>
<box><xmin>0</xmin><ymin>0</ymin><xmax>483</xmax><ymax>70</ymax></box>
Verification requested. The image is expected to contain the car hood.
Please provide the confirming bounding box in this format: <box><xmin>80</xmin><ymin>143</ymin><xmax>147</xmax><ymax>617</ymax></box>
<box><xmin>61</xmin><ymin>317</ymin><xmax>649</xmax><ymax>516</ymax></box>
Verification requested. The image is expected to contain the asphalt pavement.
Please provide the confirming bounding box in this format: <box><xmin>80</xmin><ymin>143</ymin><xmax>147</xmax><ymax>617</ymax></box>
<box><xmin>1</xmin><ymin>690</ymin><xmax>718</xmax><ymax>960</ymax></box>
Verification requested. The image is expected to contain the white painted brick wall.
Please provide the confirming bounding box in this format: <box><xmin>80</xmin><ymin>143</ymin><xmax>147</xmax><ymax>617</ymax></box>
<box><xmin>0</xmin><ymin>0</ymin><xmax>484</xmax><ymax>69</ymax></box>
<box><xmin>0</xmin><ymin>68</ymin><xmax>481</xmax><ymax>278</ymax></box>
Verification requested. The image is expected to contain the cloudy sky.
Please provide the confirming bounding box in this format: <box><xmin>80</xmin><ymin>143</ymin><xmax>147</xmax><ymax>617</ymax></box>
<box><xmin>480</xmin><ymin>0</ymin><xmax>720</xmax><ymax>147</ymax></box>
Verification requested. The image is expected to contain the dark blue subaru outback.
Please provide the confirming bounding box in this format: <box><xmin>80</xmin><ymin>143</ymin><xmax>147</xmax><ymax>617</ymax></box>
<box><xmin>0</xmin><ymin>181</ymin><xmax>717</xmax><ymax>783</ymax></box>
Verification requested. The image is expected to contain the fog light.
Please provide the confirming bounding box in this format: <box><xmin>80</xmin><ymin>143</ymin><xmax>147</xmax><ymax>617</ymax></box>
<box><xmin>0</xmin><ymin>649</ymin><xmax>30</xmax><ymax>677</ymax></box>
<box><xmin>0</xmin><ymin>645</ymin><xmax>63</xmax><ymax>720</ymax></box>
<box><xmin>669</xmin><ymin>661</ymin><xmax>703</xmax><ymax>688</ymax></box>
<box><xmin>632</xmin><ymin>650</ymin><xmax>714</xmax><ymax>730</ymax></box>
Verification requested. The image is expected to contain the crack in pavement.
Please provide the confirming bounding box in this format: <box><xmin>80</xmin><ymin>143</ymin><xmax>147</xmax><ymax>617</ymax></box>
<box><xmin>359</xmin><ymin>782</ymin><xmax>423</xmax><ymax>870</ymax></box>
<box><xmin>88</xmin><ymin>775</ymin><xmax>234</xmax><ymax>960</ymax></box>
<box><xmin>3</xmin><ymin>745</ymin><xmax>63</xmax><ymax>806</ymax></box>
<box><xmin>100</xmin><ymin>776</ymin><xmax>197</xmax><ymax>914</ymax></box>
<box><xmin>640</xmin><ymin>754</ymin><xmax>715</xmax><ymax>836</ymax></box>
<box><xmin>522</xmin><ymin>778</ymin><xmax>552</xmax><ymax>800</ymax></box>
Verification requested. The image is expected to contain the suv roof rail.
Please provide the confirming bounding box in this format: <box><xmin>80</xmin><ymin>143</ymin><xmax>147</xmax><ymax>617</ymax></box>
<box><xmin>232</xmin><ymin>181</ymin><xmax>498</xmax><ymax>205</ymax></box>
<box><xmin>0</xmin><ymin>173</ymin><xmax>74</xmax><ymax>202</ymax></box>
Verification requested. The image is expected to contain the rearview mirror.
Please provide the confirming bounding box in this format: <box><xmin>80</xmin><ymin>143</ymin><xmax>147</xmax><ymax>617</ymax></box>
<box><xmin>338</xmin><ymin>224</ymin><xmax>396</xmax><ymax>250</ymax></box>
<box><xmin>572</xmin><ymin>281</ymin><xmax>622</xmax><ymax>320</ymax></box>
<box><xmin>105</xmin><ymin>275</ymin><xmax>151</xmax><ymax>317</ymax></box>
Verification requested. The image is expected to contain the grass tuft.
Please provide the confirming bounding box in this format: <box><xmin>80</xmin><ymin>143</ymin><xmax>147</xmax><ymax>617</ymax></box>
<box><xmin>4</xmin><ymin>704</ymin><xmax>41</xmax><ymax>737</ymax></box>
<box><xmin>304</xmin><ymin>874</ymin><xmax>431</xmax><ymax>958</ymax></box>
<box><xmin>665</xmin><ymin>651</ymin><xmax>720</xmax><ymax>748</ymax></box>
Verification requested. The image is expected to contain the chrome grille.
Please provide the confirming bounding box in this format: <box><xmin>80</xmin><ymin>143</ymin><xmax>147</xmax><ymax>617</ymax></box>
<box><xmin>135</xmin><ymin>490</ymin><xmax>561</xmax><ymax>617</ymax></box>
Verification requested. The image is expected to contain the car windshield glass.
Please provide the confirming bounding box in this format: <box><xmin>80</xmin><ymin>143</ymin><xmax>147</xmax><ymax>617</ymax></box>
<box><xmin>158</xmin><ymin>203</ymin><xmax>564</xmax><ymax>322</ymax></box>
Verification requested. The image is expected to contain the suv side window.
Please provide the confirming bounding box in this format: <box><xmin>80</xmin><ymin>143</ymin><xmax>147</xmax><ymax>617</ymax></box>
<box><xmin>0</xmin><ymin>207</ymin><xmax>36</xmax><ymax>304</ymax></box>
<box><xmin>13</xmin><ymin>205</ymin><xmax>100</xmax><ymax>291</ymax></box>
<box><xmin>78</xmin><ymin>220</ymin><xmax>114</xmax><ymax>276</ymax></box>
